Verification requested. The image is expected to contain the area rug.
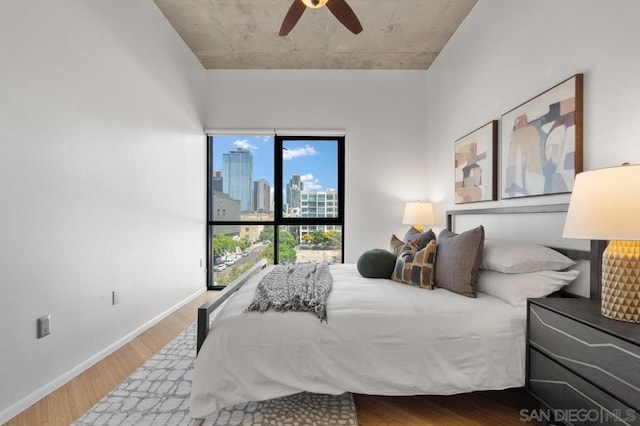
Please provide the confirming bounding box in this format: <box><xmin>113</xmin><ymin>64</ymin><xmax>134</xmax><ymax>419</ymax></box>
<box><xmin>73</xmin><ymin>322</ymin><xmax>358</xmax><ymax>425</ymax></box>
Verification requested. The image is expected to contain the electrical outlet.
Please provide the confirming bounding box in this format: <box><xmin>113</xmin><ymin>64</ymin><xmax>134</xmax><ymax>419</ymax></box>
<box><xmin>37</xmin><ymin>314</ymin><xmax>51</xmax><ymax>339</ymax></box>
<box><xmin>112</xmin><ymin>290</ymin><xmax>119</xmax><ymax>305</ymax></box>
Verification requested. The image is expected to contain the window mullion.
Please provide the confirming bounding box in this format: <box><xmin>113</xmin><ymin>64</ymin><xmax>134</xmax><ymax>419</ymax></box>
<box><xmin>274</xmin><ymin>137</ymin><xmax>283</xmax><ymax>264</ymax></box>
<box><xmin>208</xmin><ymin>133</ymin><xmax>344</xmax><ymax>289</ymax></box>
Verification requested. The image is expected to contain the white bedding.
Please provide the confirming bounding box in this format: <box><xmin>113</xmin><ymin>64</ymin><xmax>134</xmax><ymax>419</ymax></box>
<box><xmin>190</xmin><ymin>263</ymin><xmax>527</xmax><ymax>419</ymax></box>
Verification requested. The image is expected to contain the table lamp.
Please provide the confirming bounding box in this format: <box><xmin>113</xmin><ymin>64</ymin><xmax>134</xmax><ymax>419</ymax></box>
<box><xmin>402</xmin><ymin>202</ymin><xmax>435</xmax><ymax>233</ymax></box>
<box><xmin>563</xmin><ymin>164</ymin><xmax>640</xmax><ymax>323</ymax></box>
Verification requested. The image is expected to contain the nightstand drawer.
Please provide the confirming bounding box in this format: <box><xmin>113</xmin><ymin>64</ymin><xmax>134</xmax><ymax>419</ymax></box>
<box><xmin>529</xmin><ymin>349</ymin><xmax>640</xmax><ymax>426</ymax></box>
<box><xmin>529</xmin><ymin>303</ymin><xmax>640</xmax><ymax>411</ymax></box>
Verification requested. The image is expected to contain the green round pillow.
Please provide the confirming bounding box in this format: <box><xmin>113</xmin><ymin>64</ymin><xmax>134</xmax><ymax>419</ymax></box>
<box><xmin>357</xmin><ymin>249</ymin><xmax>397</xmax><ymax>278</ymax></box>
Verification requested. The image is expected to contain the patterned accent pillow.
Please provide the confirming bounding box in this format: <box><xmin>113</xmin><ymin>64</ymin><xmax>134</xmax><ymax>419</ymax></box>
<box><xmin>392</xmin><ymin>239</ymin><xmax>437</xmax><ymax>289</ymax></box>
<box><xmin>434</xmin><ymin>225</ymin><xmax>485</xmax><ymax>298</ymax></box>
<box><xmin>389</xmin><ymin>234</ymin><xmax>404</xmax><ymax>257</ymax></box>
<box><xmin>390</xmin><ymin>228</ymin><xmax>436</xmax><ymax>257</ymax></box>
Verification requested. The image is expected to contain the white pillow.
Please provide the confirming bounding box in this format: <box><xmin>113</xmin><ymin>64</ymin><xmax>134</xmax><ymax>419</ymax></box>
<box><xmin>477</xmin><ymin>269</ymin><xmax>580</xmax><ymax>306</ymax></box>
<box><xmin>480</xmin><ymin>239</ymin><xmax>576</xmax><ymax>273</ymax></box>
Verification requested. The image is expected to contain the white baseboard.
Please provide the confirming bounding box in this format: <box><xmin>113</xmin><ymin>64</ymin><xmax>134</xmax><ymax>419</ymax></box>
<box><xmin>0</xmin><ymin>287</ymin><xmax>207</xmax><ymax>424</ymax></box>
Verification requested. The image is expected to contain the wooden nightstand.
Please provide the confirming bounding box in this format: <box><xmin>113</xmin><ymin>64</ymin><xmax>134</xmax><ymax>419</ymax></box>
<box><xmin>527</xmin><ymin>298</ymin><xmax>640</xmax><ymax>425</ymax></box>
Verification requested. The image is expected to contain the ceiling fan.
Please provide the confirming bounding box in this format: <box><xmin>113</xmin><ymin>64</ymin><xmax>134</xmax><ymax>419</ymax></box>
<box><xmin>279</xmin><ymin>0</ymin><xmax>363</xmax><ymax>36</ymax></box>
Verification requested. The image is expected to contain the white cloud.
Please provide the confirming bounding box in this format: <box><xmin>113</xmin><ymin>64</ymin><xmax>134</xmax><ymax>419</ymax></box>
<box><xmin>234</xmin><ymin>139</ymin><xmax>258</xmax><ymax>151</ymax></box>
<box><xmin>253</xmin><ymin>135</ymin><xmax>272</xmax><ymax>143</ymax></box>
<box><xmin>283</xmin><ymin>144</ymin><xmax>317</xmax><ymax>160</ymax></box>
<box><xmin>301</xmin><ymin>173</ymin><xmax>323</xmax><ymax>191</ymax></box>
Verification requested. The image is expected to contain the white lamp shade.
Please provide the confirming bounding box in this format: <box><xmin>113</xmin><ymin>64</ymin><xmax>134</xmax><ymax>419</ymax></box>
<box><xmin>402</xmin><ymin>202</ymin><xmax>435</xmax><ymax>226</ymax></box>
<box><xmin>563</xmin><ymin>164</ymin><xmax>640</xmax><ymax>240</ymax></box>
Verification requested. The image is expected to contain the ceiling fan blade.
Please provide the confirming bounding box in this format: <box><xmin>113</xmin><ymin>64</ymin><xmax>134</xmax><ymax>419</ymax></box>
<box><xmin>326</xmin><ymin>0</ymin><xmax>362</xmax><ymax>34</ymax></box>
<box><xmin>279</xmin><ymin>0</ymin><xmax>307</xmax><ymax>36</ymax></box>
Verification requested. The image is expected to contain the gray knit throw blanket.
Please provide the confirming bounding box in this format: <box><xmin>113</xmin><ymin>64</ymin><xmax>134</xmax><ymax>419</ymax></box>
<box><xmin>245</xmin><ymin>263</ymin><xmax>333</xmax><ymax>322</ymax></box>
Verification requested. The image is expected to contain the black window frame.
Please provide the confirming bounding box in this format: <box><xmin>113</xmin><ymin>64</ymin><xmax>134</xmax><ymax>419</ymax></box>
<box><xmin>206</xmin><ymin>134</ymin><xmax>345</xmax><ymax>290</ymax></box>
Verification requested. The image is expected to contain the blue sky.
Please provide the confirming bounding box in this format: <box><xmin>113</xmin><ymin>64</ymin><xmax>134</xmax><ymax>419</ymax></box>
<box><xmin>211</xmin><ymin>135</ymin><xmax>338</xmax><ymax>192</ymax></box>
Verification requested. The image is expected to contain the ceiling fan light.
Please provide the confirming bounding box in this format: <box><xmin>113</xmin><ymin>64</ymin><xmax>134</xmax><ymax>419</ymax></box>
<box><xmin>301</xmin><ymin>0</ymin><xmax>329</xmax><ymax>9</ymax></box>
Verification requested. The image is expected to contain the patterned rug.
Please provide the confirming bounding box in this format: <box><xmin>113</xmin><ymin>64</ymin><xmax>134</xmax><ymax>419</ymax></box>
<box><xmin>73</xmin><ymin>322</ymin><xmax>358</xmax><ymax>425</ymax></box>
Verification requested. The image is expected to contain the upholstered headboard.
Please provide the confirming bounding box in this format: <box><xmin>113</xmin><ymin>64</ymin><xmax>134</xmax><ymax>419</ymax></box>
<box><xmin>446</xmin><ymin>204</ymin><xmax>606</xmax><ymax>300</ymax></box>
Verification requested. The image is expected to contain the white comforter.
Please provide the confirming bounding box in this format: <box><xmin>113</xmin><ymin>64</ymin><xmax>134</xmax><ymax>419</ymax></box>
<box><xmin>190</xmin><ymin>264</ymin><xmax>527</xmax><ymax>419</ymax></box>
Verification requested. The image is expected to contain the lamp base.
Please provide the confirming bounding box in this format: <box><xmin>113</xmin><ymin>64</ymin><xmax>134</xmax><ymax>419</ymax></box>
<box><xmin>412</xmin><ymin>224</ymin><xmax>425</xmax><ymax>232</ymax></box>
<box><xmin>601</xmin><ymin>240</ymin><xmax>640</xmax><ymax>323</ymax></box>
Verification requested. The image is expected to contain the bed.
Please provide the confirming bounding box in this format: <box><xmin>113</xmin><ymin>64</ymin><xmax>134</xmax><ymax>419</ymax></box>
<box><xmin>190</xmin><ymin>205</ymin><xmax>601</xmax><ymax>420</ymax></box>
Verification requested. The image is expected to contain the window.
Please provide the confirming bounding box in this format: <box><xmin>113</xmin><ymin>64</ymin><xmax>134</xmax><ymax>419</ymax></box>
<box><xmin>207</xmin><ymin>133</ymin><xmax>345</xmax><ymax>289</ymax></box>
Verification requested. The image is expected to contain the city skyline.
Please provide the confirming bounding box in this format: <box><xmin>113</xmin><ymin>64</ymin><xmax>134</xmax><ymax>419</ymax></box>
<box><xmin>211</xmin><ymin>135</ymin><xmax>339</xmax><ymax>194</ymax></box>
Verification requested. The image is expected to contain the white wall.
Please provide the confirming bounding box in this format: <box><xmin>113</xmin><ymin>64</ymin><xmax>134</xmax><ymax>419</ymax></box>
<box><xmin>427</xmin><ymin>0</ymin><xmax>640</xmax><ymax>227</ymax></box>
<box><xmin>205</xmin><ymin>70</ymin><xmax>430</xmax><ymax>261</ymax></box>
<box><xmin>9</xmin><ymin>0</ymin><xmax>636</xmax><ymax>418</ymax></box>
<box><xmin>0</xmin><ymin>1</ymin><xmax>206</xmax><ymax>421</ymax></box>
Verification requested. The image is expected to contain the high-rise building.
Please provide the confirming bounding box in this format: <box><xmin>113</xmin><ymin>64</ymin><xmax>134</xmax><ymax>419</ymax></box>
<box><xmin>211</xmin><ymin>169</ymin><xmax>223</xmax><ymax>192</ymax></box>
<box><xmin>253</xmin><ymin>179</ymin><xmax>271</xmax><ymax>213</ymax></box>
<box><xmin>286</xmin><ymin>174</ymin><xmax>304</xmax><ymax>215</ymax></box>
<box><xmin>223</xmin><ymin>148</ymin><xmax>253</xmax><ymax>212</ymax></box>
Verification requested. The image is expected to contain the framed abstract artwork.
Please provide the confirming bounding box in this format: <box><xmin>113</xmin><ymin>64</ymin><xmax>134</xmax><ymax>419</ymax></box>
<box><xmin>501</xmin><ymin>74</ymin><xmax>583</xmax><ymax>199</ymax></box>
<box><xmin>454</xmin><ymin>120</ymin><xmax>497</xmax><ymax>204</ymax></box>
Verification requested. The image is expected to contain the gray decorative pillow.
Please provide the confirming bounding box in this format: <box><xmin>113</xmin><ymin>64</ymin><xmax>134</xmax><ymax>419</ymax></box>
<box><xmin>404</xmin><ymin>227</ymin><xmax>437</xmax><ymax>250</ymax></box>
<box><xmin>434</xmin><ymin>226</ymin><xmax>485</xmax><ymax>297</ymax></box>
<box><xmin>357</xmin><ymin>249</ymin><xmax>397</xmax><ymax>278</ymax></box>
<box><xmin>390</xmin><ymin>228</ymin><xmax>436</xmax><ymax>257</ymax></box>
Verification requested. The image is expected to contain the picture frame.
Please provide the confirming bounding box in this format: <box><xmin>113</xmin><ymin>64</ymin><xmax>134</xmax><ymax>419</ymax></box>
<box><xmin>454</xmin><ymin>120</ymin><xmax>497</xmax><ymax>204</ymax></box>
<box><xmin>501</xmin><ymin>74</ymin><xmax>583</xmax><ymax>199</ymax></box>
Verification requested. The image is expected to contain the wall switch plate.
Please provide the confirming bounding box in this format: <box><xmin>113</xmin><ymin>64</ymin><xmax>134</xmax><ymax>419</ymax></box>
<box><xmin>200</xmin><ymin>258</ymin><xmax>203</xmax><ymax>268</ymax></box>
<box><xmin>112</xmin><ymin>290</ymin><xmax>119</xmax><ymax>305</ymax></box>
<box><xmin>37</xmin><ymin>314</ymin><xmax>51</xmax><ymax>339</ymax></box>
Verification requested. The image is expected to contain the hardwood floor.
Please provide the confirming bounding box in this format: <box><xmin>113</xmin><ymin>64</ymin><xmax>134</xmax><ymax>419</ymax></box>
<box><xmin>7</xmin><ymin>290</ymin><xmax>541</xmax><ymax>425</ymax></box>
<box><xmin>7</xmin><ymin>291</ymin><xmax>213</xmax><ymax>426</ymax></box>
<box><xmin>355</xmin><ymin>391</ymin><xmax>541</xmax><ymax>425</ymax></box>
